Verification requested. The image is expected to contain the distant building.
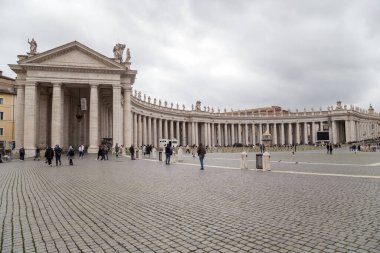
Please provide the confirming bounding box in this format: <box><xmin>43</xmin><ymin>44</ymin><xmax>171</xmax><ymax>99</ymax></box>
<box><xmin>8</xmin><ymin>41</ymin><xmax>380</xmax><ymax>157</ymax></box>
<box><xmin>0</xmin><ymin>71</ymin><xmax>16</xmax><ymax>149</ymax></box>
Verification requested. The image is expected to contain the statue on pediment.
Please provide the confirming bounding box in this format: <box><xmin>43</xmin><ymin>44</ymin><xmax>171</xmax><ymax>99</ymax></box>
<box><xmin>195</xmin><ymin>101</ymin><xmax>201</xmax><ymax>111</ymax></box>
<box><xmin>154</xmin><ymin>98</ymin><xmax>156</xmax><ymax>105</ymax></box>
<box><xmin>138</xmin><ymin>91</ymin><xmax>141</xmax><ymax>100</ymax></box>
<box><xmin>113</xmin><ymin>43</ymin><xmax>126</xmax><ymax>62</ymax></box>
<box><xmin>126</xmin><ymin>48</ymin><xmax>131</xmax><ymax>62</ymax></box>
<box><xmin>28</xmin><ymin>38</ymin><xmax>37</xmax><ymax>55</ymax></box>
<box><xmin>148</xmin><ymin>96</ymin><xmax>151</xmax><ymax>103</ymax></box>
<box><xmin>182</xmin><ymin>104</ymin><xmax>185</xmax><ymax>110</ymax></box>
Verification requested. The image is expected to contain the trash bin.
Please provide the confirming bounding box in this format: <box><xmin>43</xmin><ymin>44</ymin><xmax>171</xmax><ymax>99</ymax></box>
<box><xmin>256</xmin><ymin>153</ymin><xmax>263</xmax><ymax>169</ymax></box>
<box><xmin>158</xmin><ymin>151</ymin><xmax>162</xmax><ymax>161</ymax></box>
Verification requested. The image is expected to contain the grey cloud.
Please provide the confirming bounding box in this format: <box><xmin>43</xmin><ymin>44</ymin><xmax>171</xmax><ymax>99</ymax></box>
<box><xmin>1</xmin><ymin>0</ymin><xmax>379</xmax><ymax>112</ymax></box>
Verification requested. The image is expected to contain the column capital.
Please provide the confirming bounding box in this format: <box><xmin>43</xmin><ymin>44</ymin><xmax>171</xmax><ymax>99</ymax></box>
<box><xmin>24</xmin><ymin>81</ymin><xmax>36</xmax><ymax>87</ymax></box>
<box><xmin>52</xmin><ymin>82</ymin><xmax>63</xmax><ymax>87</ymax></box>
<box><xmin>112</xmin><ymin>84</ymin><xmax>122</xmax><ymax>89</ymax></box>
<box><xmin>89</xmin><ymin>83</ymin><xmax>99</xmax><ymax>87</ymax></box>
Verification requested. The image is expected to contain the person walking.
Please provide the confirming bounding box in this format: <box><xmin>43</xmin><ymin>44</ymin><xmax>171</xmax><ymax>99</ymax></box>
<box><xmin>115</xmin><ymin>143</ymin><xmax>120</xmax><ymax>157</ymax></box>
<box><xmin>45</xmin><ymin>146</ymin><xmax>54</xmax><ymax>167</ymax></box>
<box><xmin>33</xmin><ymin>146</ymin><xmax>40</xmax><ymax>161</ymax></box>
<box><xmin>197</xmin><ymin>143</ymin><xmax>206</xmax><ymax>170</ymax></box>
<box><xmin>165</xmin><ymin>143</ymin><xmax>173</xmax><ymax>165</ymax></box>
<box><xmin>54</xmin><ymin>144</ymin><xmax>62</xmax><ymax>166</ymax></box>
<box><xmin>326</xmin><ymin>143</ymin><xmax>330</xmax><ymax>155</ymax></box>
<box><xmin>19</xmin><ymin>147</ymin><xmax>25</xmax><ymax>161</ymax></box>
<box><xmin>329</xmin><ymin>143</ymin><xmax>333</xmax><ymax>155</ymax></box>
<box><xmin>129</xmin><ymin>145</ymin><xmax>135</xmax><ymax>160</ymax></box>
<box><xmin>78</xmin><ymin>144</ymin><xmax>84</xmax><ymax>158</ymax></box>
<box><xmin>67</xmin><ymin>146</ymin><xmax>75</xmax><ymax>165</ymax></box>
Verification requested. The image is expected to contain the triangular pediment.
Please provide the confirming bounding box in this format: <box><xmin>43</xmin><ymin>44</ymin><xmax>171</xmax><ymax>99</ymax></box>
<box><xmin>19</xmin><ymin>41</ymin><xmax>124</xmax><ymax>70</ymax></box>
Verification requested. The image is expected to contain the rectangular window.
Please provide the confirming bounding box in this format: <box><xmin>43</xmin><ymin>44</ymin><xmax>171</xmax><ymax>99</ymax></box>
<box><xmin>0</xmin><ymin>98</ymin><xmax>3</xmax><ymax>104</ymax></box>
<box><xmin>0</xmin><ymin>128</ymin><xmax>3</xmax><ymax>136</ymax></box>
<box><xmin>0</xmin><ymin>112</ymin><xmax>3</xmax><ymax>120</ymax></box>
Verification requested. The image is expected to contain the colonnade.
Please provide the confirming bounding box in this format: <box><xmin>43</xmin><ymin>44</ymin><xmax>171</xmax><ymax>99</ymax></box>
<box><xmin>131</xmin><ymin>111</ymin><xmax>370</xmax><ymax>147</ymax></box>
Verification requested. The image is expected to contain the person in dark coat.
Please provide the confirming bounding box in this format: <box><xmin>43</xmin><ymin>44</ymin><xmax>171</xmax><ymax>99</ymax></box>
<box><xmin>129</xmin><ymin>145</ymin><xmax>135</xmax><ymax>160</ymax></box>
<box><xmin>54</xmin><ymin>144</ymin><xmax>63</xmax><ymax>166</ymax></box>
<box><xmin>34</xmin><ymin>146</ymin><xmax>40</xmax><ymax>161</ymax></box>
<box><xmin>197</xmin><ymin>143</ymin><xmax>206</xmax><ymax>170</ymax></box>
<box><xmin>67</xmin><ymin>146</ymin><xmax>75</xmax><ymax>165</ymax></box>
<box><xmin>19</xmin><ymin>147</ymin><xmax>25</xmax><ymax>161</ymax></box>
<box><xmin>45</xmin><ymin>146</ymin><xmax>54</xmax><ymax>167</ymax></box>
<box><xmin>97</xmin><ymin>145</ymin><xmax>102</xmax><ymax>160</ymax></box>
<box><xmin>165</xmin><ymin>143</ymin><xmax>172</xmax><ymax>165</ymax></box>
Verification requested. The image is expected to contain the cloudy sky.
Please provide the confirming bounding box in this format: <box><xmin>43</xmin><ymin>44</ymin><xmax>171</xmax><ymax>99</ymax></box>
<box><xmin>1</xmin><ymin>0</ymin><xmax>380</xmax><ymax>112</ymax></box>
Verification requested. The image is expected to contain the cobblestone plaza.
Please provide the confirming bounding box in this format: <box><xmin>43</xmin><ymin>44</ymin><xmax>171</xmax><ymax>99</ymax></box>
<box><xmin>0</xmin><ymin>150</ymin><xmax>379</xmax><ymax>252</ymax></box>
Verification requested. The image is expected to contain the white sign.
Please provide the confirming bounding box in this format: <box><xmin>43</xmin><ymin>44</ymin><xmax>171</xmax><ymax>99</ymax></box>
<box><xmin>81</xmin><ymin>98</ymin><xmax>87</xmax><ymax>110</ymax></box>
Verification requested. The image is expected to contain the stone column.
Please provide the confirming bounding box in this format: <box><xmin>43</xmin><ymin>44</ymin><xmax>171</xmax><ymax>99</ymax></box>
<box><xmin>303</xmin><ymin>122</ymin><xmax>308</xmax><ymax>144</ymax></box>
<box><xmin>217</xmin><ymin>123</ymin><xmax>221</xmax><ymax>146</ymax></box>
<box><xmin>164</xmin><ymin>119</ymin><xmax>168</xmax><ymax>139</ymax></box>
<box><xmin>51</xmin><ymin>83</ymin><xmax>62</xmax><ymax>146</ymax></box>
<box><xmin>296</xmin><ymin>122</ymin><xmax>300</xmax><ymax>144</ymax></box>
<box><xmin>244</xmin><ymin>123</ymin><xmax>249</xmax><ymax>145</ymax></box>
<box><xmin>89</xmin><ymin>83</ymin><xmax>99</xmax><ymax>152</ymax></box>
<box><xmin>182</xmin><ymin>121</ymin><xmax>186</xmax><ymax>146</ymax></box>
<box><xmin>288</xmin><ymin>123</ymin><xmax>293</xmax><ymax>145</ymax></box>
<box><xmin>153</xmin><ymin>118</ymin><xmax>157</xmax><ymax>147</ymax></box>
<box><xmin>133</xmin><ymin>113</ymin><xmax>137</xmax><ymax>146</ymax></box>
<box><xmin>280</xmin><ymin>123</ymin><xmax>285</xmax><ymax>145</ymax></box>
<box><xmin>137</xmin><ymin>114</ymin><xmax>142</xmax><ymax>146</ymax></box>
<box><xmin>350</xmin><ymin>120</ymin><xmax>356</xmax><ymax>142</ymax></box>
<box><xmin>332</xmin><ymin>120</ymin><xmax>337</xmax><ymax>144</ymax></box>
<box><xmin>231</xmin><ymin>123</ymin><xmax>235</xmax><ymax>145</ymax></box>
<box><xmin>15</xmin><ymin>85</ymin><xmax>25</xmax><ymax>149</ymax></box>
<box><xmin>191</xmin><ymin>122</ymin><xmax>195</xmax><ymax>145</ymax></box>
<box><xmin>238</xmin><ymin>124</ymin><xmax>242</xmax><ymax>143</ymax></box>
<box><xmin>123</xmin><ymin>86</ymin><xmax>132</xmax><ymax>148</ymax></box>
<box><xmin>143</xmin><ymin>115</ymin><xmax>147</xmax><ymax>145</ymax></box>
<box><xmin>170</xmin><ymin>120</ymin><xmax>174</xmax><ymax>139</ymax></box>
<box><xmin>273</xmin><ymin>123</ymin><xmax>277</xmax><ymax>145</ymax></box>
<box><xmin>158</xmin><ymin>118</ymin><xmax>162</xmax><ymax>141</ymax></box>
<box><xmin>345</xmin><ymin>120</ymin><xmax>351</xmax><ymax>143</ymax></box>
<box><xmin>204</xmin><ymin>123</ymin><xmax>208</xmax><ymax>146</ymax></box>
<box><xmin>195</xmin><ymin>122</ymin><xmax>199</xmax><ymax>146</ymax></box>
<box><xmin>24</xmin><ymin>83</ymin><xmax>38</xmax><ymax>155</ymax></box>
<box><xmin>252</xmin><ymin>124</ymin><xmax>256</xmax><ymax>145</ymax></box>
<box><xmin>176</xmin><ymin>121</ymin><xmax>180</xmax><ymax>143</ymax></box>
<box><xmin>148</xmin><ymin>116</ymin><xmax>152</xmax><ymax>145</ymax></box>
<box><xmin>113</xmin><ymin>85</ymin><xmax>123</xmax><ymax>146</ymax></box>
<box><xmin>312</xmin><ymin>122</ymin><xmax>316</xmax><ymax>144</ymax></box>
<box><xmin>210</xmin><ymin>123</ymin><xmax>215</xmax><ymax>147</ymax></box>
<box><xmin>259</xmin><ymin>124</ymin><xmax>263</xmax><ymax>144</ymax></box>
<box><xmin>224</xmin><ymin>124</ymin><xmax>228</xmax><ymax>146</ymax></box>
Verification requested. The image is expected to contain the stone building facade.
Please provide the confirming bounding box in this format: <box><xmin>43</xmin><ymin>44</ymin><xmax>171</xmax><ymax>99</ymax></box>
<box><xmin>9</xmin><ymin>41</ymin><xmax>380</xmax><ymax>155</ymax></box>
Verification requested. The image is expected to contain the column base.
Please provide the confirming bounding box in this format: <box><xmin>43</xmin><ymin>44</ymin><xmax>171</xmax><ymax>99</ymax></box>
<box><xmin>87</xmin><ymin>146</ymin><xmax>99</xmax><ymax>154</ymax></box>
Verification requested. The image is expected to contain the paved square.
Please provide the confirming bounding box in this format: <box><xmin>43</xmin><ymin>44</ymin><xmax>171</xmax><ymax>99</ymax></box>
<box><xmin>0</xmin><ymin>150</ymin><xmax>379</xmax><ymax>252</ymax></box>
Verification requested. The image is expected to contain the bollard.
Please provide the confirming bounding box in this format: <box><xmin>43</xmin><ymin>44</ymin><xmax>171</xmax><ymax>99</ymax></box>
<box><xmin>263</xmin><ymin>152</ymin><xmax>271</xmax><ymax>171</ymax></box>
<box><xmin>240</xmin><ymin>152</ymin><xmax>248</xmax><ymax>169</ymax></box>
<box><xmin>135</xmin><ymin>149</ymin><xmax>139</xmax><ymax>159</ymax></box>
<box><xmin>177</xmin><ymin>148</ymin><xmax>183</xmax><ymax>162</ymax></box>
<box><xmin>158</xmin><ymin>151</ymin><xmax>162</xmax><ymax>161</ymax></box>
<box><xmin>152</xmin><ymin>148</ymin><xmax>157</xmax><ymax>159</ymax></box>
<box><xmin>138</xmin><ymin>150</ymin><xmax>143</xmax><ymax>160</ymax></box>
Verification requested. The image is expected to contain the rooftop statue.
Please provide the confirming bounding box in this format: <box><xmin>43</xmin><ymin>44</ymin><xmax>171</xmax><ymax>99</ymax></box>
<box><xmin>195</xmin><ymin>101</ymin><xmax>201</xmax><ymax>111</ymax></box>
<box><xmin>126</xmin><ymin>48</ymin><xmax>131</xmax><ymax>62</ymax></box>
<box><xmin>28</xmin><ymin>38</ymin><xmax>37</xmax><ymax>55</ymax></box>
<box><xmin>113</xmin><ymin>43</ymin><xmax>126</xmax><ymax>63</ymax></box>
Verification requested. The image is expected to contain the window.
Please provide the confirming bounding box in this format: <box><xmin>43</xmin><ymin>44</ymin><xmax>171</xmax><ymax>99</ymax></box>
<box><xmin>0</xmin><ymin>98</ymin><xmax>3</xmax><ymax>104</ymax></box>
<box><xmin>0</xmin><ymin>112</ymin><xmax>3</xmax><ymax>120</ymax></box>
<box><xmin>0</xmin><ymin>128</ymin><xmax>3</xmax><ymax>136</ymax></box>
